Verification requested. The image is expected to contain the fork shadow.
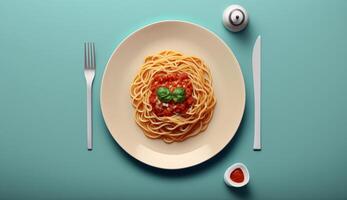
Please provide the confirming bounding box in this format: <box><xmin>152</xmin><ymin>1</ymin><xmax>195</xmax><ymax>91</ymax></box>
<box><xmin>101</xmin><ymin>105</ymin><xmax>249</xmax><ymax>178</ymax></box>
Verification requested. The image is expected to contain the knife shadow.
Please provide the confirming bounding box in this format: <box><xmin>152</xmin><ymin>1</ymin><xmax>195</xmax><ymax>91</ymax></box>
<box><xmin>101</xmin><ymin>102</ymin><xmax>249</xmax><ymax>179</ymax></box>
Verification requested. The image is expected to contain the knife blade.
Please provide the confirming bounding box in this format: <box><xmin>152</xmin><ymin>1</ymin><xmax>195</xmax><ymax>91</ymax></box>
<box><xmin>252</xmin><ymin>35</ymin><xmax>261</xmax><ymax>150</ymax></box>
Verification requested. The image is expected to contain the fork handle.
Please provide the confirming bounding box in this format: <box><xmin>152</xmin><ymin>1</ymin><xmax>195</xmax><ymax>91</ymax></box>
<box><xmin>86</xmin><ymin>84</ymin><xmax>93</xmax><ymax>150</ymax></box>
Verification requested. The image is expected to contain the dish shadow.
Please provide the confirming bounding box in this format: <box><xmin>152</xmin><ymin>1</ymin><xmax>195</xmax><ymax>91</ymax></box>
<box><xmin>222</xmin><ymin>20</ymin><xmax>255</xmax><ymax>48</ymax></box>
<box><xmin>101</xmin><ymin>104</ymin><xmax>249</xmax><ymax>178</ymax></box>
<box><xmin>225</xmin><ymin>184</ymin><xmax>253</xmax><ymax>199</ymax></box>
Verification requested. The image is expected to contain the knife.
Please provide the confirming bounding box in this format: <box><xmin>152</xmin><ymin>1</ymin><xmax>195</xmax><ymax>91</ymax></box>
<box><xmin>252</xmin><ymin>35</ymin><xmax>261</xmax><ymax>150</ymax></box>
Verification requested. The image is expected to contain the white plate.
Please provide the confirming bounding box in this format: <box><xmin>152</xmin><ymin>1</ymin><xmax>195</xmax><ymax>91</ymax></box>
<box><xmin>101</xmin><ymin>21</ymin><xmax>245</xmax><ymax>169</ymax></box>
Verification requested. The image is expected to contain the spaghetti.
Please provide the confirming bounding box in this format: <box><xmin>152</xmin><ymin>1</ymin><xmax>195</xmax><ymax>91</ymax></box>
<box><xmin>130</xmin><ymin>50</ymin><xmax>216</xmax><ymax>143</ymax></box>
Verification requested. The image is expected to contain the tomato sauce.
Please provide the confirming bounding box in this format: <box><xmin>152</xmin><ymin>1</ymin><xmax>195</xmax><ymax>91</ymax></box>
<box><xmin>230</xmin><ymin>168</ymin><xmax>244</xmax><ymax>183</ymax></box>
<box><xmin>149</xmin><ymin>72</ymin><xmax>195</xmax><ymax>117</ymax></box>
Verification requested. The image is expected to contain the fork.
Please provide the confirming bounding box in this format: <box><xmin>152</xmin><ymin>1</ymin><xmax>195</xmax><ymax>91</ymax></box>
<box><xmin>84</xmin><ymin>42</ymin><xmax>96</xmax><ymax>151</ymax></box>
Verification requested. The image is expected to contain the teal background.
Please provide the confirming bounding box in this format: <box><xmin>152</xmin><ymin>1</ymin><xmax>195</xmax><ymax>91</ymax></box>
<box><xmin>1</xmin><ymin>0</ymin><xmax>347</xmax><ymax>199</ymax></box>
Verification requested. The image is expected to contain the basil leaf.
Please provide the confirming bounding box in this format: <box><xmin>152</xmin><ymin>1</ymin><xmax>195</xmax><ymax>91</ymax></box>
<box><xmin>160</xmin><ymin>94</ymin><xmax>173</xmax><ymax>103</ymax></box>
<box><xmin>172</xmin><ymin>87</ymin><xmax>186</xmax><ymax>103</ymax></box>
<box><xmin>173</xmin><ymin>87</ymin><xmax>185</xmax><ymax>96</ymax></box>
<box><xmin>156</xmin><ymin>87</ymin><xmax>170</xmax><ymax>98</ymax></box>
<box><xmin>156</xmin><ymin>87</ymin><xmax>172</xmax><ymax>103</ymax></box>
<box><xmin>173</xmin><ymin>94</ymin><xmax>185</xmax><ymax>103</ymax></box>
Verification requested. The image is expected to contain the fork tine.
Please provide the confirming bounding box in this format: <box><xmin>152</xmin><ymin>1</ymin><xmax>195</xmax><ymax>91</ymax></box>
<box><xmin>92</xmin><ymin>43</ymin><xmax>96</xmax><ymax>69</ymax></box>
<box><xmin>87</xmin><ymin>42</ymin><xmax>91</xmax><ymax>69</ymax></box>
<box><xmin>84</xmin><ymin>43</ymin><xmax>87</xmax><ymax>69</ymax></box>
<box><xmin>89</xmin><ymin>42</ymin><xmax>93</xmax><ymax>69</ymax></box>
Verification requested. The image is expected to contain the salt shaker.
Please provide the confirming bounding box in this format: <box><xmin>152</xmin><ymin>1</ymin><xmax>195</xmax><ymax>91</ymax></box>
<box><xmin>223</xmin><ymin>5</ymin><xmax>249</xmax><ymax>32</ymax></box>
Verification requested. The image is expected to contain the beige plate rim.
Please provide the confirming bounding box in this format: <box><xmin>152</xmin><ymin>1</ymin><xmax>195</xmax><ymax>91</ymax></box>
<box><xmin>100</xmin><ymin>20</ymin><xmax>246</xmax><ymax>170</ymax></box>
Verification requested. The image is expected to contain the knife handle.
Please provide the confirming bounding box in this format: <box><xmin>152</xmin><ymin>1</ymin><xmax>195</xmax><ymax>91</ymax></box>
<box><xmin>253</xmin><ymin>80</ymin><xmax>261</xmax><ymax>150</ymax></box>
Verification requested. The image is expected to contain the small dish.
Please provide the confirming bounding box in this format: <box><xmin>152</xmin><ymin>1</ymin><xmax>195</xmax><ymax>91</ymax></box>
<box><xmin>224</xmin><ymin>163</ymin><xmax>250</xmax><ymax>187</ymax></box>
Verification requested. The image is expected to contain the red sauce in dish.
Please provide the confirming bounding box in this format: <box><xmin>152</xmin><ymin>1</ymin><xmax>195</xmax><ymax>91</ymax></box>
<box><xmin>230</xmin><ymin>168</ymin><xmax>244</xmax><ymax>183</ymax></box>
<box><xmin>149</xmin><ymin>72</ymin><xmax>195</xmax><ymax>117</ymax></box>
